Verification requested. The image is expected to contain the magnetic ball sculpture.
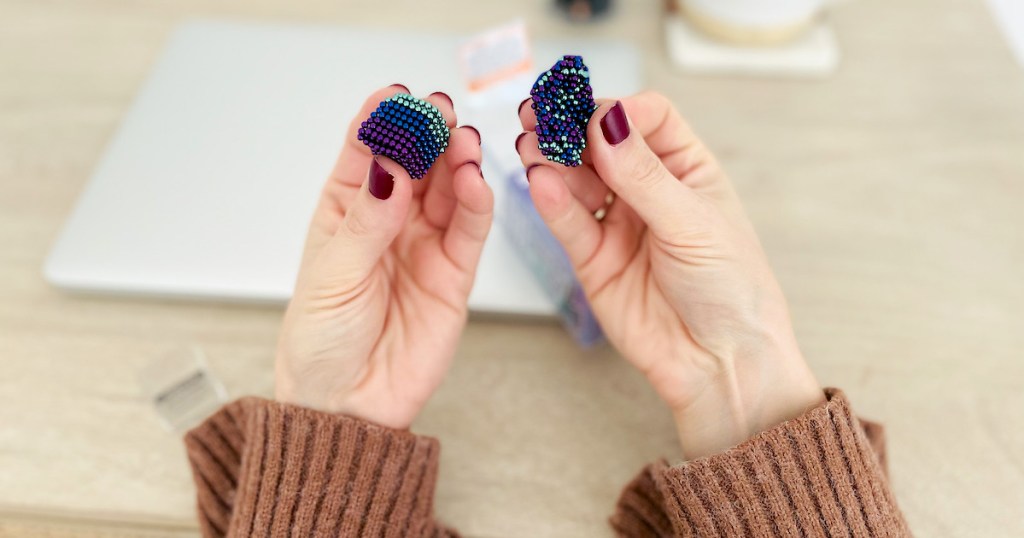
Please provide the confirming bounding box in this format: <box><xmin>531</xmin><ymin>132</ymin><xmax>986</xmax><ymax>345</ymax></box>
<box><xmin>357</xmin><ymin>56</ymin><xmax>595</xmax><ymax>177</ymax></box>
<box><xmin>357</xmin><ymin>93</ymin><xmax>450</xmax><ymax>180</ymax></box>
<box><xmin>530</xmin><ymin>55</ymin><xmax>598</xmax><ymax>167</ymax></box>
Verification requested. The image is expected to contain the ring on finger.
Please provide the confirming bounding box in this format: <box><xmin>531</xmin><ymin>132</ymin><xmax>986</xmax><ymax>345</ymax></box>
<box><xmin>594</xmin><ymin>192</ymin><xmax>616</xmax><ymax>221</ymax></box>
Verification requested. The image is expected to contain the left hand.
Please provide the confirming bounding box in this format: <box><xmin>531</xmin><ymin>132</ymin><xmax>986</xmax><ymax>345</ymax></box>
<box><xmin>275</xmin><ymin>85</ymin><xmax>493</xmax><ymax>429</ymax></box>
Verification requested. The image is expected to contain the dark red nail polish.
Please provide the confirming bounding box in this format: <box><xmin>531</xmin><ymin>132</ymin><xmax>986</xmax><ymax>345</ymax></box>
<box><xmin>368</xmin><ymin>158</ymin><xmax>394</xmax><ymax>200</ymax></box>
<box><xmin>600</xmin><ymin>101</ymin><xmax>630</xmax><ymax>146</ymax></box>
<box><xmin>463</xmin><ymin>125</ymin><xmax>481</xmax><ymax>144</ymax></box>
<box><xmin>518</xmin><ymin>98</ymin><xmax>531</xmax><ymax>115</ymax></box>
<box><xmin>391</xmin><ymin>83</ymin><xmax>410</xmax><ymax>93</ymax></box>
<box><xmin>515</xmin><ymin>132</ymin><xmax>528</xmax><ymax>152</ymax></box>
<box><xmin>430</xmin><ymin>91</ymin><xmax>453</xmax><ymax>108</ymax></box>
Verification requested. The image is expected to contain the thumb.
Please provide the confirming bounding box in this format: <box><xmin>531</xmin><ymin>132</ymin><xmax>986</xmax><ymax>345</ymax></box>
<box><xmin>317</xmin><ymin>157</ymin><xmax>412</xmax><ymax>281</ymax></box>
<box><xmin>588</xmin><ymin>101</ymin><xmax>710</xmax><ymax>240</ymax></box>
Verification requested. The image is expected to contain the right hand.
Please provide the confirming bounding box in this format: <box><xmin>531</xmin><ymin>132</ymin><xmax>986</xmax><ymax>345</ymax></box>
<box><xmin>515</xmin><ymin>92</ymin><xmax>823</xmax><ymax>459</ymax></box>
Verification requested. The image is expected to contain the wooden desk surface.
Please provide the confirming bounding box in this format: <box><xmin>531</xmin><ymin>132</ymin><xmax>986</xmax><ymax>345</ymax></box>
<box><xmin>2</xmin><ymin>0</ymin><xmax>1023</xmax><ymax>536</ymax></box>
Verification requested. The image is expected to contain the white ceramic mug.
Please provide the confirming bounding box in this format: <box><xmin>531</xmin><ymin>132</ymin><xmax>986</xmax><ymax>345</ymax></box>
<box><xmin>680</xmin><ymin>0</ymin><xmax>828</xmax><ymax>44</ymax></box>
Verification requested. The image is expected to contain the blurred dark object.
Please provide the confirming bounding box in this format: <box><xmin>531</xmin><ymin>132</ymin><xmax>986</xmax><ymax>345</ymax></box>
<box><xmin>556</xmin><ymin>0</ymin><xmax>613</xmax><ymax>22</ymax></box>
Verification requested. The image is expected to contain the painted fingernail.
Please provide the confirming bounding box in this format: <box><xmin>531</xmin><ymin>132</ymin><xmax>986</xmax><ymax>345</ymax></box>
<box><xmin>368</xmin><ymin>158</ymin><xmax>394</xmax><ymax>200</ymax></box>
<box><xmin>518</xmin><ymin>98</ymin><xmax>531</xmax><ymax>115</ymax></box>
<box><xmin>391</xmin><ymin>83</ymin><xmax>410</xmax><ymax>93</ymax></box>
<box><xmin>600</xmin><ymin>101</ymin><xmax>629</xmax><ymax>146</ymax></box>
<box><xmin>463</xmin><ymin>125</ymin><xmax>481</xmax><ymax>144</ymax></box>
<box><xmin>515</xmin><ymin>132</ymin><xmax>528</xmax><ymax>153</ymax></box>
<box><xmin>525</xmin><ymin>163</ymin><xmax>542</xmax><ymax>182</ymax></box>
<box><xmin>430</xmin><ymin>91</ymin><xmax>453</xmax><ymax>108</ymax></box>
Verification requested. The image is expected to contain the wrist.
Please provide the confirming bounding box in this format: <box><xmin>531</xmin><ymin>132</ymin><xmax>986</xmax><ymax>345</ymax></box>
<box><xmin>274</xmin><ymin>354</ymin><xmax>420</xmax><ymax>430</ymax></box>
<box><xmin>670</xmin><ymin>341</ymin><xmax>823</xmax><ymax>460</ymax></box>
<box><xmin>272</xmin><ymin>354</ymin><xmax>348</xmax><ymax>418</ymax></box>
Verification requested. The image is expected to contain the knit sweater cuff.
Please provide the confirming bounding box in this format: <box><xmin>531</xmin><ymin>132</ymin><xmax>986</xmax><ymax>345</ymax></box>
<box><xmin>611</xmin><ymin>388</ymin><xmax>909</xmax><ymax>537</ymax></box>
<box><xmin>184</xmin><ymin>398</ymin><xmax>444</xmax><ymax>537</ymax></box>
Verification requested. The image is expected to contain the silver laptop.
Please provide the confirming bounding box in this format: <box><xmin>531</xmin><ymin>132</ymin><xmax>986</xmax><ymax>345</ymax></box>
<box><xmin>44</xmin><ymin>20</ymin><xmax>640</xmax><ymax>315</ymax></box>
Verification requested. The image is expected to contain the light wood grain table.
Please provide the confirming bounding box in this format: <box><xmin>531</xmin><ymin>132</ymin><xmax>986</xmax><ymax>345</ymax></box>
<box><xmin>2</xmin><ymin>0</ymin><xmax>1023</xmax><ymax>536</ymax></box>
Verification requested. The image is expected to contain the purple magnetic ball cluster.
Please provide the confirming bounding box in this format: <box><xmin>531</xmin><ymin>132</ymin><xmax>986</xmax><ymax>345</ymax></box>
<box><xmin>357</xmin><ymin>93</ymin><xmax>450</xmax><ymax>179</ymax></box>
<box><xmin>530</xmin><ymin>55</ymin><xmax>597</xmax><ymax>167</ymax></box>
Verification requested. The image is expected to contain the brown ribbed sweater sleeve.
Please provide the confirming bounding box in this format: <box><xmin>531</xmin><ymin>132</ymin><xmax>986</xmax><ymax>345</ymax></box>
<box><xmin>184</xmin><ymin>397</ymin><xmax>456</xmax><ymax>537</ymax></box>
<box><xmin>610</xmin><ymin>388</ymin><xmax>910</xmax><ymax>537</ymax></box>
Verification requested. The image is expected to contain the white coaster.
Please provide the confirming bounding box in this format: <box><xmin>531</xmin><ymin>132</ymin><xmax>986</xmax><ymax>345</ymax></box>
<box><xmin>664</xmin><ymin>14</ymin><xmax>840</xmax><ymax>77</ymax></box>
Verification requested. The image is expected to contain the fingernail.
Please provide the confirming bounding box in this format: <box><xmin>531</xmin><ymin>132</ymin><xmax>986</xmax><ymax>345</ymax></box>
<box><xmin>525</xmin><ymin>164</ymin><xmax>542</xmax><ymax>182</ymax></box>
<box><xmin>430</xmin><ymin>91</ymin><xmax>453</xmax><ymax>108</ymax></box>
<box><xmin>518</xmin><ymin>98</ymin><xmax>531</xmax><ymax>115</ymax></box>
<box><xmin>390</xmin><ymin>83</ymin><xmax>410</xmax><ymax>93</ymax></box>
<box><xmin>515</xmin><ymin>132</ymin><xmax>528</xmax><ymax>153</ymax></box>
<box><xmin>368</xmin><ymin>158</ymin><xmax>394</xmax><ymax>200</ymax></box>
<box><xmin>462</xmin><ymin>125</ymin><xmax>481</xmax><ymax>144</ymax></box>
<box><xmin>600</xmin><ymin>101</ymin><xmax>629</xmax><ymax>146</ymax></box>
<box><xmin>461</xmin><ymin>160</ymin><xmax>483</xmax><ymax>180</ymax></box>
